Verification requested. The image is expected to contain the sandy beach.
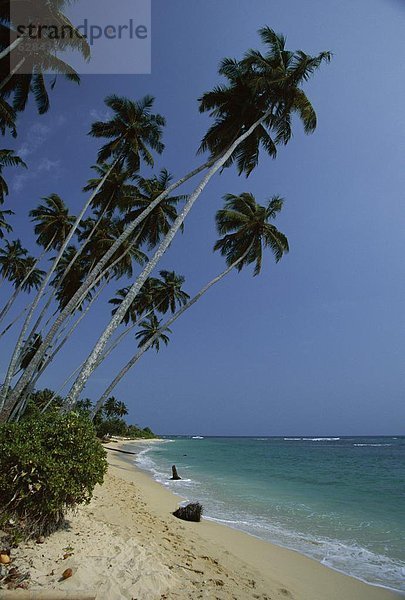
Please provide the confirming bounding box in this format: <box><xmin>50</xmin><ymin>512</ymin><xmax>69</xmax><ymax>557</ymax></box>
<box><xmin>2</xmin><ymin>442</ymin><xmax>401</xmax><ymax>600</ymax></box>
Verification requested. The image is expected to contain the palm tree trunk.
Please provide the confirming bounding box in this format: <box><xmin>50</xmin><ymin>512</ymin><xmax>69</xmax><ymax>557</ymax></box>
<box><xmin>0</xmin><ymin>306</ymin><xmax>28</xmax><ymax>340</ymax></box>
<box><xmin>0</xmin><ymin>56</ymin><xmax>26</xmax><ymax>91</ymax></box>
<box><xmin>0</xmin><ymin>160</ymin><xmax>119</xmax><ymax>413</ymax></box>
<box><xmin>65</xmin><ymin>111</ymin><xmax>272</xmax><ymax>407</ymax></box>
<box><xmin>1</xmin><ymin>159</ymin><xmax>217</xmax><ymax>417</ymax></box>
<box><xmin>0</xmin><ymin>36</ymin><xmax>24</xmax><ymax>61</ymax></box>
<box><xmin>90</xmin><ymin>251</ymin><xmax>249</xmax><ymax>417</ymax></box>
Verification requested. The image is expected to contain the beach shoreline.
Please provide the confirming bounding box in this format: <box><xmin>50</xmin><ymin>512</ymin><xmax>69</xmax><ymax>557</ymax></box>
<box><xmin>6</xmin><ymin>440</ymin><xmax>402</xmax><ymax>600</ymax></box>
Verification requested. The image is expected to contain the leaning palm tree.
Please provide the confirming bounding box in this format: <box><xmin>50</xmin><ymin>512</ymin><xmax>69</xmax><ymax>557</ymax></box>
<box><xmin>0</xmin><ymin>96</ymin><xmax>166</xmax><ymax>412</ymax></box>
<box><xmin>0</xmin><ymin>150</ymin><xmax>26</xmax><ymax>203</ymax></box>
<box><xmin>63</xmin><ymin>30</ymin><xmax>328</xmax><ymax>407</ymax></box>
<box><xmin>198</xmin><ymin>27</ymin><xmax>331</xmax><ymax>176</ymax></box>
<box><xmin>92</xmin><ymin>193</ymin><xmax>288</xmax><ymax>415</ymax></box>
<box><xmin>5</xmin><ymin>28</ymin><xmax>329</xmax><ymax>418</ymax></box>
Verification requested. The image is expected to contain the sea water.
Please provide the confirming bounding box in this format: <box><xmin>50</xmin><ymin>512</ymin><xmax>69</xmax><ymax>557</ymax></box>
<box><xmin>129</xmin><ymin>436</ymin><xmax>405</xmax><ymax>592</ymax></box>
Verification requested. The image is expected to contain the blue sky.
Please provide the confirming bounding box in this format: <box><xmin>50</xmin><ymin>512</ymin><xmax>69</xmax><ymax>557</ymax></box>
<box><xmin>1</xmin><ymin>0</ymin><xmax>405</xmax><ymax>435</ymax></box>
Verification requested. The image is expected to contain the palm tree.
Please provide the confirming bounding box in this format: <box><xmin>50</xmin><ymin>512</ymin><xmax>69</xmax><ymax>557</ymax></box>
<box><xmin>60</xmin><ymin>30</ymin><xmax>329</xmax><ymax>408</ymax></box>
<box><xmin>89</xmin><ymin>95</ymin><xmax>165</xmax><ymax>174</ymax></box>
<box><xmin>83</xmin><ymin>162</ymin><xmax>138</xmax><ymax>218</ymax></box>
<box><xmin>214</xmin><ymin>193</ymin><xmax>289</xmax><ymax>274</ymax></box>
<box><xmin>0</xmin><ymin>252</ymin><xmax>45</xmax><ymax>329</ymax></box>
<box><xmin>198</xmin><ymin>28</ymin><xmax>331</xmax><ymax>176</ymax></box>
<box><xmin>92</xmin><ymin>192</ymin><xmax>288</xmax><ymax>415</ymax></box>
<box><xmin>154</xmin><ymin>270</ymin><xmax>190</xmax><ymax>314</ymax></box>
<box><xmin>6</xmin><ymin>29</ymin><xmax>329</xmax><ymax>418</ymax></box>
<box><xmin>0</xmin><ymin>0</ymin><xmax>90</xmax><ymax>113</ymax></box>
<box><xmin>30</xmin><ymin>194</ymin><xmax>76</xmax><ymax>250</ymax></box>
<box><xmin>0</xmin><ymin>97</ymin><xmax>17</xmax><ymax>136</ymax></box>
<box><xmin>0</xmin><ymin>94</ymin><xmax>166</xmax><ymax>412</ymax></box>
<box><xmin>15</xmin><ymin>257</ymin><xmax>45</xmax><ymax>292</ymax></box>
<box><xmin>0</xmin><ymin>208</ymin><xmax>13</xmax><ymax>238</ymax></box>
<box><xmin>124</xmin><ymin>170</ymin><xmax>187</xmax><ymax>249</ymax></box>
<box><xmin>0</xmin><ymin>239</ymin><xmax>28</xmax><ymax>283</ymax></box>
<box><xmin>0</xmin><ymin>150</ymin><xmax>26</xmax><ymax>203</ymax></box>
<box><xmin>135</xmin><ymin>314</ymin><xmax>171</xmax><ymax>352</ymax></box>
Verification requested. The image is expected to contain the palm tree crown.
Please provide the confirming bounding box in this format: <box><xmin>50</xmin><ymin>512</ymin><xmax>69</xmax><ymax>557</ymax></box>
<box><xmin>89</xmin><ymin>95</ymin><xmax>166</xmax><ymax>174</ymax></box>
<box><xmin>124</xmin><ymin>169</ymin><xmax>187</xmax><ymax>249</ymax></box>
<box><xmin>198</xmin><ymin>27</ymin><xmax>331</xmax><ymax>176</ymax></box>
<box><xmin>83</xmin><ymin>162</ymin><xmax>138</xmax><ymax>217</ymax></box>
<box><xmin>0</xmin><ymin>150</ymin><xmax>26</xmax><ymax>203</ymax></box>
<box><xmin>135</xmin><ymin>314</ymin><xmax>171</xmax><ymax>352</ymax></box>
<box><xmin>0</xmin><ymin>239</ymin><xmax>28</xmax><ymax>282</ymax></box>
<box><xmin>214</xmin><ymin>192</ymin><xmax>289</xmax><ymax>275</ymax></box>
<box><xmin>30</xmin><ymin>193</ymin><xmax>76</xmax><ymax>250</ymax></box>
<box><xmin>0</xmin><ymin>0</ymin><xmax>90</xmax><ymax>114</ymax></box>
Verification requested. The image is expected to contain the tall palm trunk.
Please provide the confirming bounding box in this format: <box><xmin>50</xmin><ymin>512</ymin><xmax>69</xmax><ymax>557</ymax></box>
<box><xmin>2</xmin><ymin>159</ymin><xmax>217</xmax><ymax>417</ymax></box>
<box><xmin>90</xmin><ymin>251</ymin><xmax>248</xmax><ymax>417</ymax></box>
<box><xmin>65</xmin><ymin>111</ymin><xmax>272</xmax><ymax>407</ymax></box>
<box><xmin>0</xmin><ymin>160</ymin><xmax>118</xmax><ymax>411</ymax></box>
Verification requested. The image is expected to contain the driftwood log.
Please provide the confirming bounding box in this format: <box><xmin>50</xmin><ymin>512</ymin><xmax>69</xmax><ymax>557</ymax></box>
<box><xmin>170</xmin><ymin>465</ymin><xmax>181</xmax><ymax>480</ymax></box>
<box><xmin>173</xmin><ymin>502</ymin><xmax>203</xmax><ymax>522</ymax></box>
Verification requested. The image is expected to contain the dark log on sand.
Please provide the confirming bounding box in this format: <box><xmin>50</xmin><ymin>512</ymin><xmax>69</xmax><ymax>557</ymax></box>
<box><xmin>103</xmin><ymin>446</ymin><xmax>136</xmax><ymax>455</ymax></box>
<box><xmin>170</xmin><ymin>465</ymin><xmax>181</xmax><ymax>480</ymax></box>
<box><xmin>173</xmin><ymin>502</ymin><xmax>203</xmax><ymax>522</ymax></box>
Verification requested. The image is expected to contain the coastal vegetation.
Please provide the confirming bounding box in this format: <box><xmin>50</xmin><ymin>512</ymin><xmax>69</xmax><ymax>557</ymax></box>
<box><xmin>0</xmin><ymin>14</ymin><xmax>330</xmax><ymax>542</ymax></box>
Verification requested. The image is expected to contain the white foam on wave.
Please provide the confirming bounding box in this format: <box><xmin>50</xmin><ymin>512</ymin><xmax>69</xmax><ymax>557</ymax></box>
<box><xmin>284</xmin><ymin>437</ymin><xmax>341</xmax><ymax>441</ymax></box>
<box><xmin>354</xmin><ymin>443</ymin><xmax>392</xmax><ymax>447</ymax></box>
<box><xmin>303</xmin><ymin>437</ymin><xmax>341</xmax><ymax>441</ymax></box>
<box><xmin>204</xmin><ymin>512</ymin><xmax>405</xmax><ymax>592</ymax></box>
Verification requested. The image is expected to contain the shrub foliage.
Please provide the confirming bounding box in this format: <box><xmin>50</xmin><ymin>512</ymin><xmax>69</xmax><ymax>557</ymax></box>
<box><xmin>0</xmin><ymin>411</ymin><xmax>107</xmax><ymax>539</ymax></box>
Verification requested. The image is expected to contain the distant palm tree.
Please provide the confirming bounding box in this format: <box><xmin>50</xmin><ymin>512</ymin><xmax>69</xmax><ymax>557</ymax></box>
<box><xmin>0</xmin><ymin>150</ymin><xmax>26</xmax><ymax>203</ymax></box>
<box><xmin>0</xmin><ymin>208</ymin><xmax>13</xmax><ymax>238</ymax></box>
<box><xmin>92</xmin><ymin>192</ymin><xmax>288</xmax><ymax>414</ymax></box>
<box><xmin>89</xmin><ymin>95</ymin><xmax>165</xmax><ymax>174</ymax></box>
<box><xmin>30</xmin><ymin>194</ymin><xmax>76</xmax><ymax>250</ymax></box>
<box><xmin>124</xmin><ymin>169</ymin><xmax>187</xmax><ymax>249</ymax></box>
<box><xmin>135</xmin><ymin>314</ymin><xmax>171</xmax><ymax>352</ymax></box>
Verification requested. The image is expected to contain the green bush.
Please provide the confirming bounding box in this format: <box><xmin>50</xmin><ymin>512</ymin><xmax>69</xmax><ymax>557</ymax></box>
<box><xmin>0</xmin><ymin>411</ymin><xmax>107</xmax><ymax>539</ymax></box>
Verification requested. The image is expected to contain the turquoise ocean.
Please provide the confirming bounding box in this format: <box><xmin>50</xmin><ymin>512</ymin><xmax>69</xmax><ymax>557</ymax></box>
<box><xmin>128</xmin><ymin>436</ymin><xmax>405</xmax><ymax>593</ymax></box>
